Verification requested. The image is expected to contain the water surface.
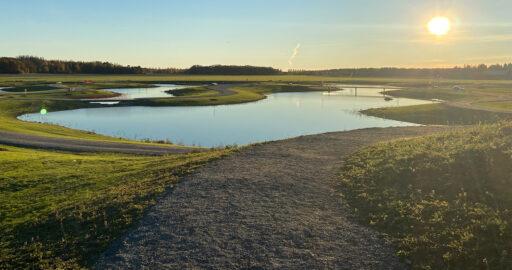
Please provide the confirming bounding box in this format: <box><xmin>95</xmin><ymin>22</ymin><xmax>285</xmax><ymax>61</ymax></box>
<box><xmin>105</xmin><ymin>84</ymin><xmax>195</xmax><ymax>100</ymax></box>
<box><xmin>21</xmin><ymin>87</ymin><xmax>431</xmax><ymax>147</ymax></box>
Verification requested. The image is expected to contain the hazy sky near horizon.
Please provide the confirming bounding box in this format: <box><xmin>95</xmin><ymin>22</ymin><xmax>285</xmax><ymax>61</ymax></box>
<box><xmin>1</xmin><ymin>0</ymin><xmax>511</xmax><ymax>69</ymax></box>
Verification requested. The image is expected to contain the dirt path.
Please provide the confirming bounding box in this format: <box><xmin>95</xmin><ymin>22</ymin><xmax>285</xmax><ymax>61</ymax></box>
<box><xmin>96</xmin><ymin>126</ymin><xmax>451</xmax><ymax>269</ymax></box>
<box><xmin>0</xmin><ymin>130</ymin><xmax>200</xmax><ymax>155</ymax></box>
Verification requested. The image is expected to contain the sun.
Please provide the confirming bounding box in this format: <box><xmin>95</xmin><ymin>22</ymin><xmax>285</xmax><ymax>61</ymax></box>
<box><xmin>427</xmin><ymin>16</ymin><xmax>451</xmax><ymax>36</ymax></box>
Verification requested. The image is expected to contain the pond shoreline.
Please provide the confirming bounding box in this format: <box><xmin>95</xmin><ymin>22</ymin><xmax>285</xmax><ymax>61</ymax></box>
<box><xmin>19</xmin><ymin>87</ymin><xmax>431</xmax><ymax>147</ymax></box>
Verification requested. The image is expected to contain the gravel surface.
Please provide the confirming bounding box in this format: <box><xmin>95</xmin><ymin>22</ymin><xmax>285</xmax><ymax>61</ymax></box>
<box><xmin>95</xmin><ymin>126</ymin><xmax>451</xmax><ymax>269</ymax></box>
<box><xmin>0</xmin><ymin>130</ymin><xmax>199</xmax><ymax>155</ymax></box>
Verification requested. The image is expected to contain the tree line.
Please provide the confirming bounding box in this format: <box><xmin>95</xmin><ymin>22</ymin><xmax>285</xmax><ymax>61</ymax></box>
<box><xmin>185</xmin><ymin>65</ymin><xmax>281</xmax><ymax>75</ymax></box>
<box><xmin>0</xmin><ymin>56</ymin><xmax>151</xmax><ymax>74</ymax></box>
<box><xmin>289</xmin><ymin>64</ymin><xmax>512</xmax><ymax>80</ymax></box>
<box><xmin>2</xmin><ymin>56</ymin><xmax>512</xmax><ymax>79</ymax></box>
<box><xmin>0</xmin><ymin>56</ymin><xmax>280</xmax><ymax>75</ymax></box>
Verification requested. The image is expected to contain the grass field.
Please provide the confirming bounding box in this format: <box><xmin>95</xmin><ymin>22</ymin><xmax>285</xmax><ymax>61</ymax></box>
<box><xmin>339</xmin><ymin>123</ymin><xmax>512</xmax><ymax>269</ymax></box>
<box><xmin>1</xmin><ymin>84</ymin><xmax>61</xmax><ymax>92</ymax></box>
<box><xmin>363</xmin><ymin>84</ymin><xmax>512</xmax><ymax>124</ymax></box>
<box><xmin>363</xmin><ymin>103</ymin><xmax>512</xmax><ymax>125</ymax></box>
<box><xmin>475</xmin><ymin>101</ymin><xmax>512</xmax><ymax>111</ymax></box>
<box><xmin>0</xmin><ymin>145</ymin><xmax>230</xmax><ymax>269</ymax></box>
<box><xmin>3</xmin><ymin>74</ymin><xmax>512</xmax><ymax>86</ymax></box>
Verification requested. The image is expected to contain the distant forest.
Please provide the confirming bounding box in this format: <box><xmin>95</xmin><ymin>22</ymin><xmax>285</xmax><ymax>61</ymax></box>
<box><xmin>185</xmin><ymin>65</ymin><xmax>281</xmax><ymax>75</ymax></box>
<box><xmin>0</xmin><ymin>56</ymin><xmax>182</xmax><ymax>75</ymax></box>
<box><xmin>1</xmin><ymin>56</ymin><xmax>512</xmax><ymax>80</ymax></box>
<box><xmin>0</xmin><ymin>56</ymin><xmax>279</xmax><ymax>75</ymax></box>
<box><xmin>289</xmin><ymin>64</ymin><xmax>512</xmax><ymax>80</ymax></box>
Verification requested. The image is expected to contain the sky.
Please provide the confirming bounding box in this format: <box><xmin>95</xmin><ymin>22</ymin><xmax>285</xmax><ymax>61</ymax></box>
<box><xmin>1</xmin><ymin>0</ymin><xmax>512</xmax><ymax>70</ymax></box>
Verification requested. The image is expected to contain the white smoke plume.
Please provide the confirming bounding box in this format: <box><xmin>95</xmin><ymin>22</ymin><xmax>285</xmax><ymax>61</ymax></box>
<box><xmin>288</xmin><ymin>43</ymin><xmax>301</xmax><ymax>67</ymax></box>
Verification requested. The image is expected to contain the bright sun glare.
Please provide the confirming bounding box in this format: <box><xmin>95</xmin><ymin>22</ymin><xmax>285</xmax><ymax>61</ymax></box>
<box><xmin>427</xmin><ymin>16</ymin><xmax>451</xmax><ymax>36</ymax></box>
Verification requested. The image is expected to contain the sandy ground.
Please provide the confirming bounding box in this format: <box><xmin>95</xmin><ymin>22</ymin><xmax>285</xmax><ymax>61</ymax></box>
<box><xmin>95</xmin><ymin>126</ymin><xmax>452</xmax><ymax>269</ymax></box>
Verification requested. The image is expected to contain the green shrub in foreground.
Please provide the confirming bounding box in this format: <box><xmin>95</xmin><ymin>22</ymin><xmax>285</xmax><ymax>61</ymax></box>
<box><xmin>339</xmin><ymin>123</ymin><xmax>512</xmax><ymax>269</ymax></box>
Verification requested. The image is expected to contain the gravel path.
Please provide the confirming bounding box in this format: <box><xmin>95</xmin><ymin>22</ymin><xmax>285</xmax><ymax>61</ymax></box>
<box><xmin>0</xmin><ymin>130</ymin><xmax>199</xmax><ymax>155</ymax></box>
<box><xmin>96</xmin><ymin>126</ymin><xmax>451</xmax><ymax>269</ymax></box>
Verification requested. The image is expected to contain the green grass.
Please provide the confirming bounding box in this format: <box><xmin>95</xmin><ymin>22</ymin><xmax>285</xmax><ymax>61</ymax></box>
<box><xmin>0</xmin><ymin>80</ymin><xmax>234</xmax><ymax>269</ymax></box>
<box><xmin>0</xmin><ymin>145</ymin><xmax>230</xmax><ymax>269</ymax></box>
<box><xmin>339</xmin><ymin>123</ymin><xmax>512</xmax><ymax>269</ymax></box>
<box><xmin>167</xmin><ymin>87</ymin><xmax>215</xmax><ymax>97</ymax></box>
<box><xmin>4</xmin><ymin>74</ymin><xmax>512</xmax><ymax>86</ymax></box>
<box><xmin>369</xmin><ymin>86</ymin><xmax>512</xmax><ymax>125</ymax></box>
<box><xmin>387</xmin><ymin>88</ymin><xmax>472</xmax><ymax>101</ymax></box>
<box><xmin>126</xmin><ymin>83</ymin><xmax>324</xmax><ymax>107</ymax></box>
<box><xmin>475</xmin><ymin>101</ymin><xmax>512</xmax><ymax>111</ymax></box>
<box><xmin>2</xmin><ymin>85</ymin><xmax>61</xmax><ymax>92</ymax></box>
<box><xmin>363</xmin><ymin>103</ymin><xmax>512</xmax><ymax>125</ymax></box>
<box><xmin>130</xmin><ymin>86</ymin><xmax>265</xmax><ymax>106</ymax></box>
<box><xmin>387</xmin><ymin>86</ymin><xmax>512</xmax><ymax>101</ymax></box>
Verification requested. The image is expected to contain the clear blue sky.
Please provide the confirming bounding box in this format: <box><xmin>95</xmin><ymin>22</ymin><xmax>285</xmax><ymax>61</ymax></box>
<box><xmin>1</xmin><ymin>0</ymin><xmax>511</xmax><ymax>69</ymax></box>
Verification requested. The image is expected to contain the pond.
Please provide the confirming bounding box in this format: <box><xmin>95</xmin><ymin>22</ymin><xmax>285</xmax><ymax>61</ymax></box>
<box><xmin>104</xmin><ymin>84</ymin><xmax>196</xmax><ymax>100</ymax></box>
<box><xmin>20</xmin><ymin>86</ymin><xmax>432</xmax><ymax>147</ymax></box>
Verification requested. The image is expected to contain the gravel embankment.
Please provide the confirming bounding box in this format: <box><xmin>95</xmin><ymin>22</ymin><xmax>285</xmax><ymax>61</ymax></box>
<box><xmin>96</xmin><ymin>126</ymin><xmax>451</xmax><ymax>269</ymax></box>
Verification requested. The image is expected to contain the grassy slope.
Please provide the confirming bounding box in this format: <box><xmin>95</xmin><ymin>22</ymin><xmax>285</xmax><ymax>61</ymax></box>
<box><xmin>363</xmin><ymin>86</ymin><xmax>512</xmax><ymax>125</ymax></box>
<box><xmin>0</xmin><ymin>98</ymin><xmax>112</xmax><ymax>139</ymax></box>
<box><xmin>363</xmin><ymin>103</ymin><xmax>512</xmax><ymax>125</ymax></box>
<box><xmin>339</xmin><ymin>123</ymin><xmax>512</xmax><ymax>269</ymax></box>
<box><xmin>0</xmin><ymin>145</ymin><xmax>230</xmax><ymax>269</ymax></box>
